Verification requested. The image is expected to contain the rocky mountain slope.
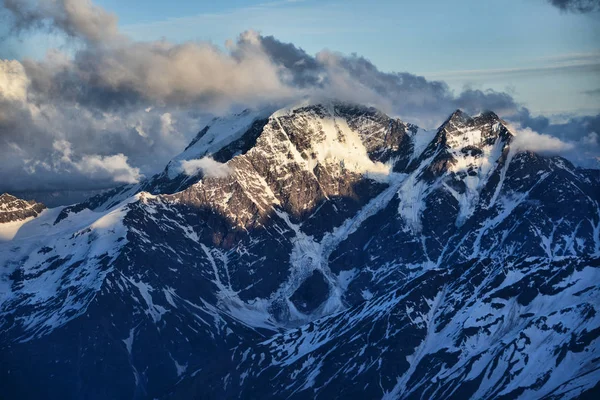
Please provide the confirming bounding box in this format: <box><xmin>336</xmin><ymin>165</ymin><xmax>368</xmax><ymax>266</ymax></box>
<box><xmin>0</xmin><ymin>193</ymin><xmax>46</xmax><ymax>241</ymax></box>
<box><xmin>0</xmin><ymin>101</ymin><xmax>598</xmax><ymax>399</ymax></box>
<box><xmin>0</xmin><ymin>193</ymin><xmax>45</xmax><ymax>224</ymax></box>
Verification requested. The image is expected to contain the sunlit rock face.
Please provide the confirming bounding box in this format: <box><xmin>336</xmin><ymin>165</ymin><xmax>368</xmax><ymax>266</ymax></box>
<box><xmin>1</xmin><ymin>101</ymin><xmax>599</xmax><ymax>400</ymax></box>
<box><xmin>0</xmin><ymin>193</ymin><xmax>45</xmax><ymax>224</ymax></box>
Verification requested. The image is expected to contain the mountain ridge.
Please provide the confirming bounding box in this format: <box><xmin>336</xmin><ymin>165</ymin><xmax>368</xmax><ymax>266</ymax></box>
<box><xmin>0</xmin><ymin>193</ymin><xmax>46</xmax><ymax>224</ymax></box>
<box><xmin>0</xmin><ymin>101</ymin><xmax>598</xmax><ymax>400</ymax></box>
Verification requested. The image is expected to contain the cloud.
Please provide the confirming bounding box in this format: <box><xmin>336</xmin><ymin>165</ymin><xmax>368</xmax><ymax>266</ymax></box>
<box><xmin>180</xmin><ymin>157</ymin><xmax>232</xmax><ymax>178</ymax></box>
<box><xmin>0</xmin><ymin>1</ymin><xmax>524</xmax><ymax>121</ymax></box>
<box><xmin>582</xmin><ymin>131</ymin><xmax>598</xmax><ymax>145</ymax></box>
<box><xmin>15</xmin><ymin>36</ymin><xmax>295</xmax><ymax>112</ymax></box>
<box><xmin>583</xmin><ymin>88</ymin><xmax>600</xmax><ymax>96</ymax></box>
<box><xmin>254</xmin><ymin>34</ymin><xmax>324</xmax><ymax>88</ymax></box>
<box><xmin>2</xmin><ymin>0</ymin><xmax>120</xmax><ymax>43</ymax></box>
<box><xmin>264</xmin><ymin>46</ymin><xmax>524</xmax><ymax>128</ymax></box>
<box><xmin>512</xmin><ymin>127</ymin><xmax>575</xmax><ymax>155</ymax></box>
<box><xmin>513</xmin><ymin>113</ymin><xmax>600</xmax><ymax>168</ymax></box>
<box><xmin>520</xmin><ymin>113</ymin><xmax>600</xmax><ymax>143</ymax></box>
<box><xmin>547</xmin><ymin>0</ymin><xmax>600</xmax><ymax>13</ymax></box>
<box><xmin>421</xmin><ymin>52</ymin><xmax>600</xmax><ymax>89</ymax></box>
<box><xmin>76</xmin><ymin>154</ymin><xmax>141</xmax><ymax>183</ymax></box>
<box><xmin>0</xmin><ymin>0</ymin><xmax>598</xmax><ymax>196</ymax></box>
<box><xmin>426</xmin><ymin>61</ymin><xmax>600</xmax><ymax>81</ymax></box>
<box><xmin>49</xmin><ymin>139</ymin><xmax>142</xmax><ymax>184</ymax></box>
<box><xmin>0</xmin><ymin>59</ymin><xmax>28</xmax><ymax>102</ymax></box>
<box><xmin>0</xmin><ymin>66</ymin><xmax>194</xmax><ymax>191</ymax></box>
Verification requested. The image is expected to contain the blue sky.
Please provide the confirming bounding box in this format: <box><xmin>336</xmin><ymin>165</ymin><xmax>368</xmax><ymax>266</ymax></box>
<box><xmin>4</xmin><ymin>0</ymin><xmax>599</xmax><ymax>116</ymax></box>
<box><xmin>107</xmin><ymin>0</ymin><xmax>600</xmax><ymax>116</ymax></box>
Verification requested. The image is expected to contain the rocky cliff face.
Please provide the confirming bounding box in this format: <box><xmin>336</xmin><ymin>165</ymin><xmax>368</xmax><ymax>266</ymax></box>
<box><xmin>0</xmin><ymin>101</ymin><xmax>599</xmax><ymax>400</ymax></box>
<box><xmin>0</xmin><ymin>193</ymin><xmax>45</xmax><ymax>224</ymax></box>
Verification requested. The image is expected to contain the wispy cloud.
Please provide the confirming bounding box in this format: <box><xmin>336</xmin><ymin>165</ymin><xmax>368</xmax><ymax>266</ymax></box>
<box><xmin>120</xmin><ymin>0</ymin><xmax>375</xmax><ymax>39</ymax></box>
<box><xmin>424</xmin><ymin>51</ymin><xmax>600</xmax><ymax>81</ymax></box>
<box><xmin>533</xmin><ymin>51</ymin><xmax>600</xmax><ymax>64</ymax></box>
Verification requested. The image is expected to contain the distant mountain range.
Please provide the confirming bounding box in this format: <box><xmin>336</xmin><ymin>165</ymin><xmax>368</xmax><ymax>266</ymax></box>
<box><xmin>1</xmin><ymin>101</ymin><xmax>599</xmax><ymax>399</ymax></box>
<box><xmin>8</xmin><ymin>189</ymin><xmax>109</xmax><ymax>208</ymax></box>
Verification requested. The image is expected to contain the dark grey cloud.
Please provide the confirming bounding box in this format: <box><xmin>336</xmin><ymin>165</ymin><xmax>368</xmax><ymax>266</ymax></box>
<box><xmin>0</xmin><ymin>0</ymin><xmax>597</xmax><ymax>196</ymax></box>
<box><xmin>250</xmin><ymin>40</ymin><xmax>524</xmax><ymax>127</ymax></box>
<box><xmin>512</xmin><ymin>107</ymin><xmax>552</xmax><ymax>132</ymax></box>
<box><xmin>513</xmin><ymin>110</ymin><xmax>600</xmax><ymax>168</ymax></box>
<box><xmin>0</xmin><ymin>1</ymin><xmax>534</xmax><ymax>122</ymax></box>
<box><xmin>0</xmin><ymin>85</ymin><xmax>202</xmax><ymax>192</ymax></box>
<box><xmin>547</xmin><ymin>0</ymin><xmax>600</xmax><ymax>13</ymax></box>
<box><xmin>583</xmin><ymin>88</ymin><xmax>600</xmax><ymax>96</ymax></box>
<box><xmin>542</xmin><ymin>114</ymin><xmax>600</xmax><ymax>142</ymax></box>
<box><xmin>1</xmin><ymin>0</ymin><xmax>120</xmax><ymax>43</ymax></box>
<box><xmin>252</xmin><ymin>34</ymin><xmax>323</xmax><ymax>88</ymax></box>
<box><xmin>18</xmin><ymin>35</ymin><xmax>295</xmax><ymax>112</ymax></box>
<box><xmin>516</xmin><ymin>109</ymin><xmax>600</xmax><ymax>142</ymax></box>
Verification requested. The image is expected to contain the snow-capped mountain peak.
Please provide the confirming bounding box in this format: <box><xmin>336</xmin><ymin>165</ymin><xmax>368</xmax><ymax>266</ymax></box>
<box><xmin>0</xmin><ymin>193</ymin><xmax>46</xmax><ymax>223</ymax></box>
<box><xmin>0</xmin><ymin>193</ymin><xmax>46</xmax><ymax>241</ymax></box>
<box><xmin>1</xmin><ymin>102</ymin><xmax>599</xmax><ymax>400</ymax></box>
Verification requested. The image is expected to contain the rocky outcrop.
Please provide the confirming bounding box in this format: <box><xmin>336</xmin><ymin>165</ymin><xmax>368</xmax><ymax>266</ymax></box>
<box><xmin>0</xmin><ymin>193</ymin><xmax>46</xmax><ymax>224</ymax></box>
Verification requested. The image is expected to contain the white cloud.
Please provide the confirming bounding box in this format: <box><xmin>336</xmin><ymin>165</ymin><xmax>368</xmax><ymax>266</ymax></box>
<box><xmin>180</xmin><ymin>157</ymin><xmax>232</xmax><ymax>178</ymax></box>
<box><xmin>512</xmin><ymin>127</ymin><xmax>575</xmax><ymax>155</ymax></box>
<box><xmin>160</xmin><ymin>113</ymin><xmax>174</xmax><ymax>136</ymax></box>
<box><xmin>0</xmin><ymin>60</ymin><xmax>29</xmax><ymax>102</ymax></box>
<box><xmin>3</xmin><ymin>0</ymin><xmax>120</xmax><ymax>43</ymax></box>
<box><xmin>77</xmin><ymin>153</ymin><xmax>142</xmax><ymax>183</ymax></box>
<box><xmin>52</xmin><ymin>139</ymin><xmax>73</xmax><ymax>163</ymax></box>
<box><xmin>51</xmin><ymin>140</ymin><xmax>142</xmax><ymax>184</ymax></box>
<box><xmin>582</xmin><ymin>131</ymin><xmax>598</xmax><ymax>146</ymax></box>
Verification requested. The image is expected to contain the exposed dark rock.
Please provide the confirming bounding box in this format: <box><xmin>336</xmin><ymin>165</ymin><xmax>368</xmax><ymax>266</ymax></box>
<box><xmin>1</xmin><ymin>103</ymin><xmax>598</xmax><ymax>400</ymax></box>
<box><xmin>0</xmin><ymin>193</ymin><xmax>46</xmax><ymax>224</ymax></box>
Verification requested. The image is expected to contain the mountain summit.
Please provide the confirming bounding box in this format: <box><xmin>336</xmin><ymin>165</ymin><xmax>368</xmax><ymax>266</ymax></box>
<box><xmin>1</xmin><ymin>102</ymin><xmax>599</xmax><ymax>400</ymax></box>
<box><xmin>0</xmin><ymin>193</ymin><xmax>45</xmax><ymax>224</ymax></box>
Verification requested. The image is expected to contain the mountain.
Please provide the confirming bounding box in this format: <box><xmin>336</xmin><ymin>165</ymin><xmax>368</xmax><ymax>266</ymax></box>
<box><xmin>0</xmin><ymin>101</ymin><xmax>599</xmax><ymax>400</ymax></box>
<box><xmin>0</xmin><ymin>193</ymin><xmax>46</xmax><ymax>241</ymax></box>
<box><xmin>9</xmin><ymin>189</ymin><xmax>109</xmax><ymax>208</ymax></box>
<box><xmin>0</xmin><ymin>193</ymin><xmax>45</xmax><ymax>224</ymax></box>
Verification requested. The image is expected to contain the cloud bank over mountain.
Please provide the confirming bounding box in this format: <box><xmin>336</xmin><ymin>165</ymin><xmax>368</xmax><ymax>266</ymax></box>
<box><xmin>0</xmin><ymin>0</ymin><xmax>597</xmax><ymax>193</ymax></box>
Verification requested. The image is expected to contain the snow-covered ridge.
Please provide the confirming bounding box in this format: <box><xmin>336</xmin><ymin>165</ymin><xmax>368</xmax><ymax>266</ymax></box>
<box><xmin>0</xmin><ymin>194</ymin><xmax>46</xmax><ymax>241</ymax></box>
<box><xmin>166</xmin><ymin>107</ymin><xmax>276</xmax><ymax>179</ymax></box>
<box><xmin>153</xmin><ymin>102</ymin><xmax>421</xmax><ymax>228</ymax></box>
<box><xmin>0</xmin><ymin>194</ymin><xmax>140</xmax><ymax>340</ymax></box>
<box><xmin>398</xmin><ymin>110</ymin><xmax>515</xmax><ymax>231</ymax></box>
<box><xmin>0</xmin><ymin>193</ymin><xmax>35</xmax><ymax>212</ymax></box>
<box><xmin>263</xmin><ymin>103</ymin><xmax>393</xmax><ymax>178</ymax></box>
<box><xmin>1</xmin><ymin>101</ymin><xmax>598</xmax><ymax>400</ymax></box>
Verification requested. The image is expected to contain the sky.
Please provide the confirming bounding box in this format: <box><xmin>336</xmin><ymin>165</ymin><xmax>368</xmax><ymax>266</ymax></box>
<box><xmin>8</xmin><ymin>0</ymin><xmax>599</xmax><ymax>115</ymax></box>
<box><xmin>0</xmin><ymin>0</ymin><xmax>598</xmax><ymax>196</ymax></box>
